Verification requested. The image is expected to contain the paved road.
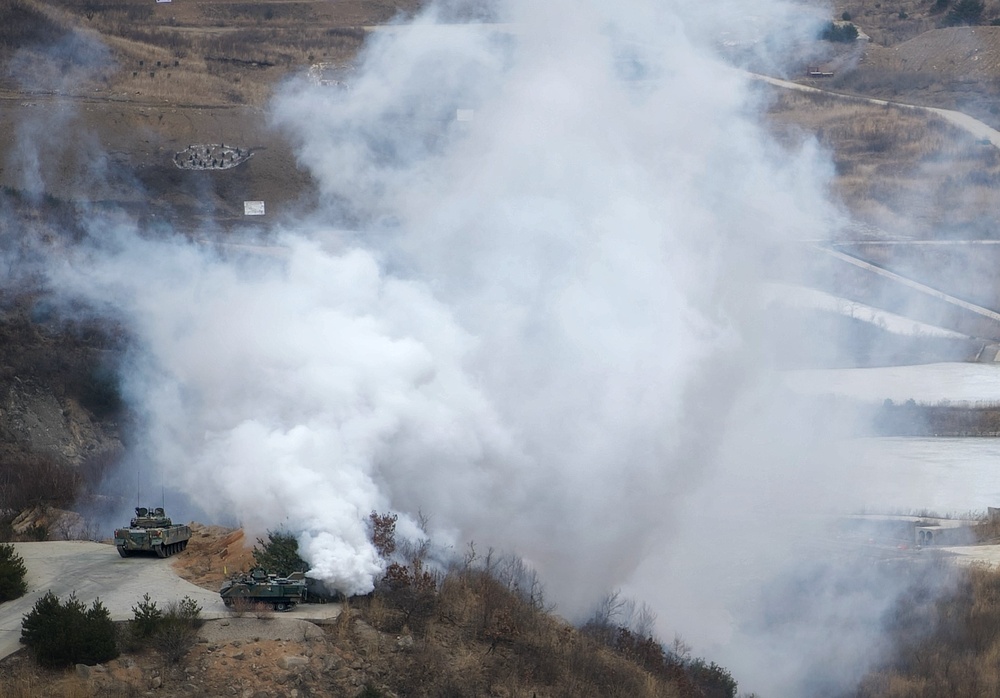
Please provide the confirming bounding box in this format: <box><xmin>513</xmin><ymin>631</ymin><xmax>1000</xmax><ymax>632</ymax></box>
<box><xmin>821</xmin><ymin>246</ymin><xmax>1000</xmax><ymax>325</ymax></box>
<box><xmin>0</xmin><ymin>541</ymin><xmax>228</xmax><ymax>661</ymax></box>
<box><xmin>0</xmin><ymin>541</ymin><xmax>342</xmax><ymax>661</ymax></box>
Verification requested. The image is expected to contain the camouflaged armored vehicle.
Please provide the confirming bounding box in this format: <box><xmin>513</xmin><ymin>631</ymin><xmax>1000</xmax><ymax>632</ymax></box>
<box><xmin>219</xmin><ymin>567</ymin><xmax>310</xmax><ymax>611</ymax></box>
<box><xmin>114</xmin><ymin>507</ymin><xmax>191</xmax><ymax>558</ymax></box>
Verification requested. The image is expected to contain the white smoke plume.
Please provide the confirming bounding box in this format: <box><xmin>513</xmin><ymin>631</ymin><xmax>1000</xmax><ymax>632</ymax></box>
<box><xmin>10</xmin><ymin>0</ymin><xmax>951</xmax><ymax>694</ymax></box>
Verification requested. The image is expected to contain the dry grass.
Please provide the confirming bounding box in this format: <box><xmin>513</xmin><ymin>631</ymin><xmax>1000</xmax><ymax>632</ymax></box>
<box><xmin>6</xmin><ymin>0</ymin><xmax>392</xmax><ymax>107</ymax></box>
<box><xmin>767</xmin><ymin>87</ymin><xmax>1000</xmax><ymax>236</ymax></box>
<box><xmin>337</xmin><ymin>555</ymin><xmax>730</xmax><ymax>698</ymax></box>
<box><xmin>858</xmin><ymin>565</ymin><xmax>1000</xmax><ymax>698</ymax></box>
<box><xmin>830</xmin><ymin>0</ymin><xmax>1000</xmax><ymax>45</ymax></box>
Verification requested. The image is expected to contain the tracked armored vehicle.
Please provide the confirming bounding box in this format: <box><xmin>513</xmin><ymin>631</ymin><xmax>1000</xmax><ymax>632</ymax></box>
<box><xmin>219</xmin><ymin>567</ymin><xmax>310</xmax><ymax>611</ymax></box>
<box><xmin>114</xmin><ymin>507</ymin><xmax>191</xmax><ymax>558</ymax></box>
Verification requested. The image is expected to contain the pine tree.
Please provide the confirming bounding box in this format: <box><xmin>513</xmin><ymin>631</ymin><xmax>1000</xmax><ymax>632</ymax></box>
<box><xmin>252</xmin><ymin>530</ymin><xmax>308</xmax><ymax>576</ymax></box>
<box><xmin>0</xmin><ymin>543</ymin><xmax>27</xmax><ymax>602</ymax></box>
<box><xmin>21</xmin><ymin>592</ymin><xmax>118</xmax><ymax>666</ymax></box>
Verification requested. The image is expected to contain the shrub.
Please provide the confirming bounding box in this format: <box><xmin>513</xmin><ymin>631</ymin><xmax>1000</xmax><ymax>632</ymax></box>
<box><xmin>944</xmin><ymin>0</ymin><xmax>985</xmax><ymax>25</ymax></box>
<box><xmin>0</xmin><ymin>543</ymin><xmax>27</xmax><ymax>602</ymax></box>
<box><xmin>21</xmin><ymin>592</ymin><xmax>118</xmax><ymax>667</ymax></box>
<box><xmin>376</xmin><ymin>560</ymin><xmax>438</xmax><ymax>633</ymax></box>
<box><xmin>581</xmin><ymin>593</ymin><xmax>738</xmax><ymax>697</ymax></box>
<box><xmin>128</xmin><ymin>593</ymin><xmax>203</xmax><ymax>662</ymax></box>
<box><xmin>171</xmin><ymin>595</ymin><xmax>203</xmax><ymax>626</ymax></box>
<box><xmin>820</xmin><ymin>21</ymin><xmax>859</xmax><ymax>42</ymax></box>
<box><xmin>688</xmin><ymin>659</ymin><xmax>738</xmax><ymax>698</ymax></box>
<box><xmin>252</xmin><ymin>530</ymin><xmax>308</xmax><ymax>576</ymax></box>
<box><xmin>130</xmin><ymin>592</ymin><xmax>163</xmax><ymax>638</ymax></box>
<box><xmin>370</xmin><ymin>511</ymin><xmax>397</xmax><ymax>558</ymax></box>
<box><xmin>155</xmin><ymin>616</ymin><xmax>197</xmax><ymax>663</ymax></box>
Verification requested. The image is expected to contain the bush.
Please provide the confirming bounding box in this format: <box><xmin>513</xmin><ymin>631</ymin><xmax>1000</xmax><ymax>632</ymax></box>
<box><xmin>944</xmin><ymin>0</ymin><xmax>984</xmax><ymax>25</ymax></box>
<box><xmin>370</xmin><ymin>511</ymin><xmax>397</xmax><ymax>558</ymax></box>
<box><xmin>820</xmin><ymin>21</ymin><xmax>859</xmax><ymax>42</ymax></box>
<box><xmin>688</xmin><ymin>659</ymin><xmax>738</xmax><ymax>698</ymax></box>
<box><xmin>376</xmin><ymin>560</ymin><xmax>438</xmax><ymax>633</ymax></box>
<box><xmin>0</xmin><ymin>543</ymin><xmax>27</xmax><ymax>602</ymax></box>
<box><xmin>252</xmin><ymin>530</ymin><xmax>308</xmax><ymax>576</ymax></box>
<box><xmin>128</xmin><ymin>593</ymin><xmax>202</xmax><ymax>662</ymax></box>
<box><xmin>20</xmin><ymin>592</ymin><xmax>118</xmax><ymax>667</ymax></box>
<box><xmin>130</xmin><ymin>592</ymin><xmax>163</xmax><ymax>638</ymax></box>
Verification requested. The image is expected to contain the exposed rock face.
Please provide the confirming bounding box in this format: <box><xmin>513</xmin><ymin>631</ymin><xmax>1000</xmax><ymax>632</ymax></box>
<box><xmin>10</xmin><ymin>505</ymin><xmax>91</xmax><ymax>540</ymax></box>
<box><xmin>1</xmin><ymin>380</ymin><xmax>119</xmax><ymax>466</ymax></box>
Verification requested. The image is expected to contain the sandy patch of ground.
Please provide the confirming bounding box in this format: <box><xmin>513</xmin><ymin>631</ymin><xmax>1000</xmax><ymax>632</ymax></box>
<box><xmin>939</xmin><ymin>544</ymin><xmax>1000</xmax><ymax>566</ymax></box>
<box><xmin>170</xmin><ymin>523</ymin><xmax>257</xmax><ymax>592</ymax></box>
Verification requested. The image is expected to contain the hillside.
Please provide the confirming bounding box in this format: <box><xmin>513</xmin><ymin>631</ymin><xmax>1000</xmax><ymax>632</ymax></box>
<box><xmin>793</xmin><ymin>2</ymin><xmax>1000</xmax><ymax>126</ymax></box>
<box><xmin>1</xmin><ymin>526</ymin><xmax>737</xmax><ymax>698</ymax></box>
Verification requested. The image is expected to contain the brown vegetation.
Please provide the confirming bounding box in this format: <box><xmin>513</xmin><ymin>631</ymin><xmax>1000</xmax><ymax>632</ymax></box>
<box><xmin>874</xmin><ymin>399</ymin><xmax>1000</xmax><ymax>436</ymax></box>
<box><xmin>0</xmin><ymin>524</ymin><xmax>740</xmax><ymax>698</ymax></box>
<box><xmin>0</xmin><ymin>0</ymin><xmax>422</xmax><ymax>107</ymax></box>
<box><xmin>857</xmin><ymin>564</ymin><xmax>1000</xmax><ymax>697</ymax></box>
<box><xmin>766</xmin><ymin>88</ymin><xmax>1000</xmax><ymax>237</ymax></box>
<box><xmin>346</xmin><ymin>520</ymin><xmax>739</xmax><ymax>697</ymax></box>
<box><xmin>346</xmin><ymin>554</ymin><xmax>731</xmax><ymax>698</ymax></box>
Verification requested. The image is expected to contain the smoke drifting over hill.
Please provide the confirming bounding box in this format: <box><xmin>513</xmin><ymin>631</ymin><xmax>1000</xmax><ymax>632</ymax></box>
<box><xmin>4</xmin><ymin>0</ymin><xmax>953</xmax><ymax>694</ymax></box>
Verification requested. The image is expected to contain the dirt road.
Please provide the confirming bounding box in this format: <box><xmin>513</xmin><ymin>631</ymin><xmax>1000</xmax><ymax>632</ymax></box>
<box><xmin>752</xmin><ymin>73</ymin><xmax>1000</xmax><ymax>147</ymax></box>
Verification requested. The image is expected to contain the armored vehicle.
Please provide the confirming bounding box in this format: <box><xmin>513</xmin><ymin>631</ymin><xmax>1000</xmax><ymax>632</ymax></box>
<box><xmin>114</xmin><ymin>507</ymin><xmax>191</xmax><ymax>558</ymax></box>
<box><xmin>219</xmin><ymin>568</ymin><xmax>310</xmax><ymax>611</ymax></box>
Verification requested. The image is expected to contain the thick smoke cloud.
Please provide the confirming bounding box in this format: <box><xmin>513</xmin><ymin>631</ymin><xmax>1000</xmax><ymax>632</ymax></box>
<box><xmin>9</xmin><ymin>0</ymin><xmax>948</xmax><ymax>694</ymax></box>
<box><xmin>265</xmin><ymin>0</ymin><xmax>841</xmax><ymax>607</ymax></box>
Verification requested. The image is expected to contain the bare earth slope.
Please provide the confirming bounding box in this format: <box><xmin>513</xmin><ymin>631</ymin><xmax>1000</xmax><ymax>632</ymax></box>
<box><xmin>865</xmin><ymin>26</ymin><xmax>1000</xmax><ymax>77</ymax></box>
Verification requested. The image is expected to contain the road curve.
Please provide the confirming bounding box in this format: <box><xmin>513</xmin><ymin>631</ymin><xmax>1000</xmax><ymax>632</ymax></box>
<box><xmin>0</xmin><ymin>541</ymin><xmax>343</xmax><ymax>662</ymax></box>
<box><xmin>751</xmin><ymin>73</ymin><xmax>1000</xmax><ymax>147</ymax></box>
<box><xmin>0</xmin><ymin>541</ymin><xmax>227</xmax><ymax>662</ymax></box>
